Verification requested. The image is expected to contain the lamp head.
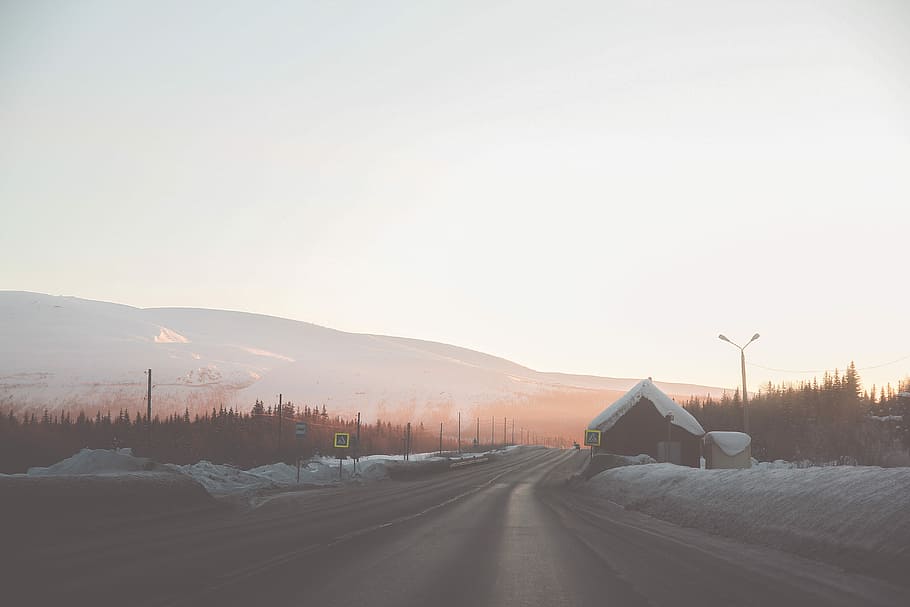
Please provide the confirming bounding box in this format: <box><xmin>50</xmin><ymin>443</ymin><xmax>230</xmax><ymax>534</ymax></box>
<box><xmin>718</xmin><ymin>334</ymin><xmax>730</xmax><ymax>343</ymax></box>
<box><xmin>750</xmin><ymin>333</ymin><xmax>761</xmax><ymax>342</ymax></box>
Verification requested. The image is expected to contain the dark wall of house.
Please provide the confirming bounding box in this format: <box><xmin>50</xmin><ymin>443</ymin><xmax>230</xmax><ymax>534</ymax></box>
<box><xmin>595</xmin><ymin>399</ymin><xmax>702</xmax><ymax>467</ymax></box>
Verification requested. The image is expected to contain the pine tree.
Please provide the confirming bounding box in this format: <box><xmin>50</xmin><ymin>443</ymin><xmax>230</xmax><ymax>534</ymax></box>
<box><xmin>844</xmin><ymin>361</ymin><xmax>861</xmax><ymax>399</ymax></box>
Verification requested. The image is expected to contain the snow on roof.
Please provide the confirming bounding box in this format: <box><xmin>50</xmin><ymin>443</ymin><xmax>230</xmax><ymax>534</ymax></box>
<box><xmin>588</xmin><ymin>378</ymin><xmax>706</xmax><ymax>436</ymax></box>
<box><xmin>704</xmin><ymin>431</ymin><xmax>751</xmax><ymax>456</ymax></box>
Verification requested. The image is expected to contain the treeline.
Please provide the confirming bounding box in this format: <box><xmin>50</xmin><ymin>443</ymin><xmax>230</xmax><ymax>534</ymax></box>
<box><xmin>0</xmin><ymin>400</ymin><xmax>481</xmax><ymax>474</ymax></box>
<box><xmin>684</xmin><ymin>363</ymin><xmax>909</xmax><ymax>465</ymax></box>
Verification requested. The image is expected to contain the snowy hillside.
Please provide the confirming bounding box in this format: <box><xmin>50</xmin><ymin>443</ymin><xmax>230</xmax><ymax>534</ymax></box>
<box><xmin>0</xmin><ymin>292</ymin><xmax>722</xmax><ymax>419</ymax></box>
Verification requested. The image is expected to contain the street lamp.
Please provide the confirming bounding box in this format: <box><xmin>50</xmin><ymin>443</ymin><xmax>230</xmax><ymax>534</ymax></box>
<box><xmin>718</xmin><ymin>333</ymin><xmax>760</xmax><ymax>434</ymax></box>
<box><xmin>143</xmin><ymin>369</ymin><xmax>152</xmax><ymax>448</ymax></box>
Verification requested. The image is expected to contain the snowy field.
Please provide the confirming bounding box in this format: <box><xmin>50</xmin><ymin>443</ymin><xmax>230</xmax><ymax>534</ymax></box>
<box><xmin>586</xmin><ymin>461</ymin><xmax>910</xmax><ymax>576</ymax></box>
<box><xmin>8</xmin><ymin>446</ymin><xmax>517</xmax><ymax>497</ymax></box>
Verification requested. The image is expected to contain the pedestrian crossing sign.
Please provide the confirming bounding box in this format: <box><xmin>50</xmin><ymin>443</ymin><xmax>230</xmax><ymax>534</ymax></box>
<box><xmin>334</xmin><ymin>432</ymin><xmax>351</xmax><ymax>448</ymax></box>
<box><xmin>584</xmin><ymin>429</ymin><xmax>601</xmax><ymax>447</ymax></box>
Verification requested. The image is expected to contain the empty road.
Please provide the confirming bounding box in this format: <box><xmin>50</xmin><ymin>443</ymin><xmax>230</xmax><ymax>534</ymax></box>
<box><xmin>4</xmin><ymin>447</ymin><xmax>908</xmax><ymax>606</ymax></box>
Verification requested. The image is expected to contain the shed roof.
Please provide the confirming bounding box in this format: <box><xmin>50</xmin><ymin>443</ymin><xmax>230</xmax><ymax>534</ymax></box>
<box><xmin>588</xmin><ymin>378</ymin><xmax>706</xmax><ymax>437</ymax></box>
<box><xmin>704</xmin><ymin>431</ymin><xmax>751</xmax><ymax>456</ymax></box>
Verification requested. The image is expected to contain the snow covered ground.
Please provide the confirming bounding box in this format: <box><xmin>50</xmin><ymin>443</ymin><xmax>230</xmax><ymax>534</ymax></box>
<box><xmin>6</xmin><ymin>447</ymin><xmax>517</xmax><ymax>497</ymax></box>
<box><xmin>586</xmin><ymin>462</ymin><xmax>910</xmax><ymax>573</ymax></box>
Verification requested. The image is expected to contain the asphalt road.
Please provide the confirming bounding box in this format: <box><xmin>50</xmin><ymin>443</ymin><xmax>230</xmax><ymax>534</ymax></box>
<box><xmin>4</xmin><ymin>447</ymin><xmax>908</xmax><ymax>607</ymax></box>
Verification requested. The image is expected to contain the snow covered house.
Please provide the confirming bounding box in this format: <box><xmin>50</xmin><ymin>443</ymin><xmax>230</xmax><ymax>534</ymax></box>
<box><xmin>703</xmin><ymin>431</ymin><xmax>751</xmax><ymax>469</ymax></box>
<box><xmin>587</xmin><ymin>378</ymin><xmax>706</xmax><ymax>467</ymax></box>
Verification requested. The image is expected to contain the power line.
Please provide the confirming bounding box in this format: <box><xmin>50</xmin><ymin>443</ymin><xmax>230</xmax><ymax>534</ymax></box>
<box><xmin>747</xmin><ymin>353</ymin><xmax>910</xmax><ymax>375</ymax></box>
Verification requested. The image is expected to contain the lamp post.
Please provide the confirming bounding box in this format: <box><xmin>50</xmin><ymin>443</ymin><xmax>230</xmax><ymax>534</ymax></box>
<box><xmin>718</xmin><ymin>333</ymin><xmax>760</xmax><ymax>435</ymax></box>
<box><xmin>143</xmin><ymin>369</ymin><xmax>152</xmax><ymax>448</ymax></box>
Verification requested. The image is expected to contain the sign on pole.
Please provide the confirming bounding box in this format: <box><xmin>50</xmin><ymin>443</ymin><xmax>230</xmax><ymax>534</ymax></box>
<box><xmin>295</xmin><ymin>422</ymin><xmax>308</xmax><ymax>438</ymax></box>
<box><xmin>334</xmin><ymin>432</ymin><xmax>351</xmax><ymax>448</ymax></box>
<box><xmin>584</xmin><ymin>429</ymin><xmax>601</xmax><ymax>447</ymax></box>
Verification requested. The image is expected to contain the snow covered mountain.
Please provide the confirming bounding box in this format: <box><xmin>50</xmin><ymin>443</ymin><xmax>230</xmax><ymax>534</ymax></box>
<box><xmin>0</xmin><ymin>292</ymin><xmax>722</xmax><ymax>421</ymax></box>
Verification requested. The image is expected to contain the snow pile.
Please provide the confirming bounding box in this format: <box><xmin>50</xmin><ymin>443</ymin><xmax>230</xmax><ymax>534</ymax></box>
<box><xmin>588</xmin><ymin>378</ymin><xmax>706</xmax><ymax>436</ymax></box>
<box><xmin>247</xmin><ymin>462</ymin><xmax>301</xmax><ymax>484</ymax></box>
<box><xmin>167</xmin><ymin>461</ymin><xmax>279</xmax><ymax>495</ymax></box>
<box><xmin>249</xmin><ymin>456</ymin><xmax>398</xmax><ymax>484</ymax></box>
<box><xmin>615</xmin><ymin>453</ymin><xmax>657</xmax><ymax>465</ymax></box>
<box><xmin>583</xmin><ymin>452</ymin><xmax>656</xmax><ymax>479</ymax></box>
<box><xmin>752</xmin><ymin>459</ymin><xmax>801</xmax><ymax>469</ymax></box>
<box><xmin>168</xmin><ymin>457</ymin><xmax>398</xmax><ymax>493</ymax></box>
<box><xmin>704</xmin><ymin>431</ymin><xmax>750</xmax><ymax>456</ymax></box>
<box><xmin>26</xmin><ymin>448</ymin><xmax>156</xmax><ymax>476</ymax></box>
<box><xmin>9</xmin><ymin>447</ymin><xmax>518</xmax><ymax>496</ymax></box>
<box><xmin>587</xmin><ymin>463</ymin><xmax>910</xmax><ymax>571</ymax></box>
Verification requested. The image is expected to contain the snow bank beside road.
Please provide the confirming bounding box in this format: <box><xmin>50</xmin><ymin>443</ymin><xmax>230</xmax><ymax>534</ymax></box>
<box><xmin>587</xmin><ymin>464</ymin><xmax>910</xmax><ymax>578</ymax></box>
<box><xmin>582</xmin><ymin>452</ymin><xmax>656</xmax><ymax>479</ymax></box>
<box><xmin>26</xmin><ymin>448</ymin><xmax>158</xmax><ymax>475</ymax></box>
<box><xmin>168</xmin><ymin>461</ymin><xmax>279</xmax><ymax>495</ymax></box>
<box><xmin>8</xmin><ymin>447</ymin><xmax>518</xmax><ymax>497</ymax></box>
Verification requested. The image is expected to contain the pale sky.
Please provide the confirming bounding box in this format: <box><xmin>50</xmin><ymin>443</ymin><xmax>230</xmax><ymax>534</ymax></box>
<box><xmin>2</xmin><ymin>0</ymin><xmax>909</xmax><ymax>393</ymax></box>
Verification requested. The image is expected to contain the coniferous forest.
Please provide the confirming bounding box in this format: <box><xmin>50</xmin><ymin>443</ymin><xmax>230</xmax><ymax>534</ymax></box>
<box><xmin>684</xmin><ymin>363</ymin><xmax>909</xmax><ymax>465</ymax></box>
<box><xmin>2</xmin><ymin>363</ymin><xmax>908</xmax><ymax>473</ymax></box>
<box><xmin>0</xmin><ymin>401</ymin><xmax>471</xmax><ymax>474</ymax></box>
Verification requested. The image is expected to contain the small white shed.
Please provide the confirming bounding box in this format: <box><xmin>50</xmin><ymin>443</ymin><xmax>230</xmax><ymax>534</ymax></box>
<box><xmin>703</xmin><ymin>431</ymin><xmax>751</xmax><ymax>469</ymax></box>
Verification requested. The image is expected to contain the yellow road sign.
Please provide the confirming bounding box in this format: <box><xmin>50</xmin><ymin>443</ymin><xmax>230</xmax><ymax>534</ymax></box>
<box><xmin>584</xmin><ymin>429</ymin><xmax>601</xmax><ymax>447</ymax></box>
<box><xmin>334</xmin><ymin>432</ymin><xmax>351</xmax><ymax>448</ymax></box>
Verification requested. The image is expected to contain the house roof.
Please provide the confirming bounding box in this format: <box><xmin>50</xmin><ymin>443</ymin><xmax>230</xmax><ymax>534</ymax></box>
<box><xmin>588</xmin><ymin>378</ymin><xmax>706</xmax><ymax>437</ymax></box>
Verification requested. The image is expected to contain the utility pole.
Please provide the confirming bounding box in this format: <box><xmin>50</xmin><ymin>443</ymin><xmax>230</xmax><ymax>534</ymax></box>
<box><xmin>406</xmin><ymin>422</ymin><xmax>411</xmax><ymax>461</ymax></box>
<box><xmin>476</xmin><ymin>417</ymin><xmax>480</xmax><ymax>448</ymax></box>
<box><xmin>439</xmin><ymin>422</ymin><xmax>443</xmax><ymax>455</ymax></box>
<box><xmin>146</xmin><ymin>369</ymin><xmax>152</xmax><ymax>448</ymax></box>
<box><xmin>511</xmin><ymin>419</ymin><xmax>515</xmax><ymax>445</ymax></box>
<box><xmin>457</xmin><ymin>412</ymin><xmax>462</xmax><ymax>453</ymax></box>
<box><xmin>503</xmin><ymin>417</ymin><xmax>506</xmax><ymax>445</ymax></box>
<box><xmin>356</xmin><ymin>411</ymin><xmax>361</xmax><ymax>472</ymax></box>
<box><xmin>277</xmin><ymin>393</ymin><xmax>282</xmax><ymax>455</ymax></box>
<box><xmin>491</xmin><ymin>416</ymin><xmax>494</xmax><ymax>448</ymax></box>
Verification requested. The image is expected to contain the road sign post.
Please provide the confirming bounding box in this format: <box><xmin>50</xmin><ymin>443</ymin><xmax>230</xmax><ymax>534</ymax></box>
<box><xmin>334</xmin><ymin>432</ymin><xmax>350</xmax><ymax>481</ymax></box>
<box><xmin>584</xmin><ymin>429</ymin><xmax>601</xmax><ymax>447</ymax></box>
<box><xmin>295</xmin><ymin>422</ymin><xmax>308</xmax><ymax>439</ymax></box>
<box><xmin>584</xmin><ymin>429</ymin><xmax>601</xmax><ymax>460</ymax></box>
